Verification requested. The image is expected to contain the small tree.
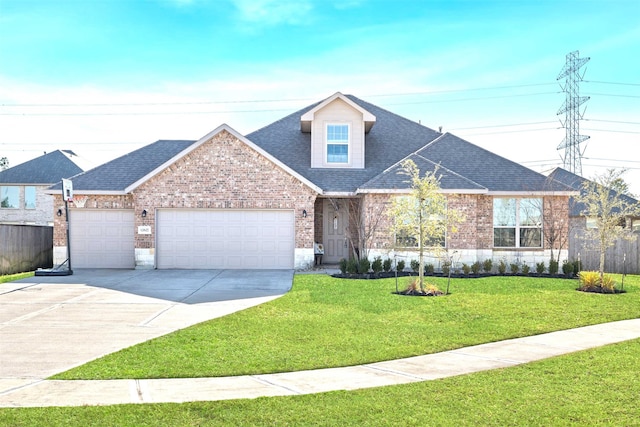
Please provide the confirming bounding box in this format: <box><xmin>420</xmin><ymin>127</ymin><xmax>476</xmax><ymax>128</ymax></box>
<box><xmin>345</xmin><ymin>197</ymin><xmax>387</xmax><ymax>261</ymax></box>
<box><xmin>389</xmin><ymin>160</ymin><xmax>462</xmax><ymax>291</ymax></box>
<box><xmin>576</xmin><ymin>169</ymin><xmax>640</xmax><ymax>283</ymax></box>
<box><xmin>0</xmin><ymin>157</ymin><xmax>8</xmax><ymax>171</ymax></box>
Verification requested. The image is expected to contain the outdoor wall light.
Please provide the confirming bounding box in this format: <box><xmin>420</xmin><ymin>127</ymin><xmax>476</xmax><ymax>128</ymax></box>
<box><xmin>57</xmin><ymin>208</ymin><xmax>63</xmax><ymax>217</ymax></box>
<box><xmin>141</xmin><ymin>209</ymin><xmax>147</xmax><ymax>218</ymax></box>
<box><xmin>302</xmin><ymin>209</ymin><xmax>307</xmax><ymax>218</ymax></box>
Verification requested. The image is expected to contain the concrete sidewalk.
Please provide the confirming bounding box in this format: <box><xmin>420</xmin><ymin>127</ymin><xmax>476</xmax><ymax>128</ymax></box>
<box><xmin>1</xmin><ymin>318</ymin><xmax>639</xmax><ymax>408</ymax></box>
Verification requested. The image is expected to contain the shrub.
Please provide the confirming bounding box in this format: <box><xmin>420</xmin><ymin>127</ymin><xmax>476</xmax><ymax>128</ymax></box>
<box><xmin>339</xmin><ymin>258</ymin><xmax>348</xmax><ymax>274</ymax></box>
<box><xmin>425</xmin><ymin>263</ymin><xmax>435</xmax><ymax>274</ymax></box>
<box><xmin>498</xmin><ymin>260</ymin><xmax>507</xmax><ymax>275</ymax></box>
<box><xmin>462</xmin><ymin>263</ymin><xmax>471</xmax><ymax>275</ymax></box>
<box><xmin>562</xmin><ymin>260</ymin><xmax>574</xmax><ymax>276</ymax></box>
<box><xmin>573</xmin><ymin>259</ymin><xmax>582</xmax><ymax>275</ymax></box>
<box><xmin>371</xmin><ymin>256</ymin><xmax>383</xmax><ymax>274</ymax></box>
<box><xmin>549</xmin><ymin>259</ymin><xmax>559</xmax><ymax>275</ymax></box>
<box><xmin>410</xmin><ymin>259</ymin><xmax>420</xmax><ymax>272</ymax></box>
<box><xmin>442</xmin><ymin>262</ymin><xmax>451</xmax><ymax>276</ymax></box>
<box><xmin>536</xmin><ymin>262</ymin><xmax>546</xmax><ymax>275</ymax></box>
<box><xmin>482</xmin><ymin>259</ymin><xmax>493</xmax><ymax>273</ymax></box>
<box><xmin>397</xmin><ymin>260</ymin><xmax>405</xmax><ymax>272</ymax></box>
<box><xmin>471</xmin><ymin>261</ymin><xmax>482</xmax><ymax>275</ymax></box>
<box><xmin>510</xmin><ymin>263</ymin><xmax>519</xmax><ymax>274</ymax></box>
<box><xmin>579</xmin><ymin>271</ymin><xmax>600</xmax><ymax>289</ymax></box>
<box><xmin>521</xmin><ymin>264</ymin><xmax>530</xmax><ymax>275</ymax></box>
<box><xmin>601</xmin><ymin>274</ymin><xmax>616</xmax><ymax>292</ymax></box>
<box><xmin>358</xmin><ymin>257</ymin><xmax>371</xmax><ymax>274</ymax></box>
<box><xmin>383</xmin><ymin>258</ymin><xmax>392</xmax><ymax>272</ymax></box>
<box><xmin>402</xmin><ymin>279</ymin><xmax>443</xmax><ymax>296</ymax></box>
<box><xmin>578</xmin><ymin>271</ymin><xmax>616</xmax><ymax>293</ymax></box>
<box><xmin>346</xmin><ymin>257</ymin><xmax>359</xmax><ymax>274</ymax></box>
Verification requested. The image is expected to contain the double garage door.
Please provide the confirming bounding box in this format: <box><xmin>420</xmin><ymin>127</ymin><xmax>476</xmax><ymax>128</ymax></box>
<box><xmin>69</xmin><ymin>209</ymin><xmax>294</xmax><ymax>269</ymax></box>
<box><xmin>156</xmin><ymin>210</ymin><xmax>295</xmax><ymax>269</ymax></box>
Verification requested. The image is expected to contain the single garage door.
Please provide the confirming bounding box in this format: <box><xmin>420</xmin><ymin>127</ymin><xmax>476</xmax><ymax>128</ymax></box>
<box><xmin>69</xmin><ymin>210</ymin><xmax>135</xmax><ymax>268</ymax></box>
<box><xmin>157</xmin><ymin>209</ymin><xmax>294</xmax><ymax>269</ymax></box>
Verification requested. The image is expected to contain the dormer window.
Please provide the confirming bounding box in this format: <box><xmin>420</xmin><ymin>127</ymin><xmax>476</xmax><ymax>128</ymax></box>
<box><xmin>326</xmin><ymin>124</ymin><xmax>349</xmax><ymax>164</ymax></box>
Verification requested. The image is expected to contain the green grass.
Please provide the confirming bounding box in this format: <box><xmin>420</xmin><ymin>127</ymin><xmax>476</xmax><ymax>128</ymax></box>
<box><xmin>0</xmin><ymin>271</ymin><xmax>33</xmax><ymax>284</ymax></box>
<box><xmin>53</xmin><ymin>274</ymin><xmax>640</xmax><ymax>380</ymax></box>
<box><xmin>2</xmin><ymin>338</ymin><xmax>639</xmax><ymax>426</ymax></box>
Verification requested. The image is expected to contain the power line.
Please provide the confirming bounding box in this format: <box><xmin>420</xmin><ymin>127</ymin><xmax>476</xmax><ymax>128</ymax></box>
<box><xmin>584</xmin><ymin>80</ymin><xmax>640</xmax><ymax>87</ymax></box>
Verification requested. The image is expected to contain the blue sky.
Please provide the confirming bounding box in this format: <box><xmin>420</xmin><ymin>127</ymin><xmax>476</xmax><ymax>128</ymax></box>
<box><xmin>1</xmin><ymin>0</ymin><xmax>639</xmax><ymax>192</ymax></box>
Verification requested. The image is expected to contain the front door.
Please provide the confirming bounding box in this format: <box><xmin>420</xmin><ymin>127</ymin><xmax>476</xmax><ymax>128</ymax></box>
<box><xmin>322</xmin><ymin>199</ymin><xmax>349</xmax><ymax>263</ymax></box>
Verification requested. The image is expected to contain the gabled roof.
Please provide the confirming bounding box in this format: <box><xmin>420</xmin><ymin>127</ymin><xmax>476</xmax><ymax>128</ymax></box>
<box><xmin>49</xmin><ymin>124</ymin><xmax>322</xmax><ymax>195</ymax></box>
<box><xmin>248</xmin><ymin>94</ymin><xmax>443</xmax><ymax>193</ymax></box>
<box><xmin>548</xmin><ymin>167</ymin><xmax>639</xmax><ymax>216</ymax></box>
<box><xmin>300</xmin><ymin>92</ymin><xmax>376</xmax><ymax>133</ymax></box>
<box><xmin>414</xmin><ymin>133</ymin><xmax>575</xmax><ymax>194</ymax></box>
<box><xmin>249</xmin><ymin>95</ymin><xmax>574</xmax><ymax>195</ymax></box>
<box><xmin>0</xmin><ymin>150</ymin><xmax>83</xmax><ymax>185</ymax></box>
<box><xmin>49</xmin><ymin>140</ymin><xmax>197</xmax><ymax>193</ymax></box>
<box><xmin>359</xmin><ymin>145</ymin><xmax>487</xmax><ymax>193</ymax></box>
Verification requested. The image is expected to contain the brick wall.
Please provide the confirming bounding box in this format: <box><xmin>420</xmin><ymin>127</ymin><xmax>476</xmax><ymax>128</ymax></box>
<box><xmin>358</xmin><ymin>193</ymin><xmax>570</xmax><ymax>264</ymax></box>
<box><xmin>133</xmin><ymin>130</ymin><xmax>317</xmax><ymax>250</ymax></box>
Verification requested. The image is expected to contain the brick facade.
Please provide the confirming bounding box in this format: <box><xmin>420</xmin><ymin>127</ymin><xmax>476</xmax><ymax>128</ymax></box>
<box><xmin>54</xmin><ymin>130</ymin><xmax>318</xmax><ymax>268</ymax></box>
<box><xmin>359</xmin><ymin>192</ymin><xmax>571</xmax><ymax>266</ymax></box>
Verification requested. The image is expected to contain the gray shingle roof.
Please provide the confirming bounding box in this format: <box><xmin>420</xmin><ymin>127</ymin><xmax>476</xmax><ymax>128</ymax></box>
<box><xmin>247</xmin><ymin>95</ymin><xmax>443</xmax><ymax>193</ymax></box>
<box><xmin>548</xmin><ymin>167</ymin><xmax>638</xmax><ymax>216</ymax></box>
<box><xmin>53</xmin><ymin>94</ymin><xmax>576</xmax><ymax>195</ymax></box>
<box><xmin>359</xmin><ymin>151</ymin><xmax>486</xmax><ymax>191</ymax></box>
<box><xmin>414</xmin><ymin>133</ymin><xmax>574</xmax><ymax>193</ymax></box>
<box><xmin>50</xmin><ymin>140</ymin><xmax>197</xmax><ymax>191</ymax></box>
<box><xmin>248</xmin><ymin>95</ymin><xmax>571</xmax><ymax>194</ymax></box>
<box><xmin>0</xmin><ymin>150</ymin><xmax>83</xmax><ymax>184</ymax></box>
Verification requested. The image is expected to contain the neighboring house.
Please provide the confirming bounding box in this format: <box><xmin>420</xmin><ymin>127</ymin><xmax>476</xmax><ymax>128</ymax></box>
<box><xmin>0</xmin><ymin>150</ymin><xmax>84</xmax><ymax>226</ymax></box>
<box><xmin>548</xmin><ymin>167</ymin><xmax>640</xmax><ymax>273</ymax></box>
<box><xmin>49</xmin><ymin>92</ymin><xmax>575</xmax><ymax>270</ymax></box>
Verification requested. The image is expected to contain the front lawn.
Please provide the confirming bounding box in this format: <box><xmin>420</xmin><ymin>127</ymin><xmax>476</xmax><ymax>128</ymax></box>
<box><xmin>3</xmin><ymin>338</ymin><xmax>639</xmax><ymax>426</ymax></box>
<box><xmin>54</xmin><ymin>274</ymin><xmax>640</xmax><ymax>380</ymax></box>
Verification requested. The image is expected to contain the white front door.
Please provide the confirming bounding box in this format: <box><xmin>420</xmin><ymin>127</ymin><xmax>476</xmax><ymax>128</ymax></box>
<box><xmin>322</xmin><ymin>199</ymin><xmax>349</xmax><ymax>263</ymax></box>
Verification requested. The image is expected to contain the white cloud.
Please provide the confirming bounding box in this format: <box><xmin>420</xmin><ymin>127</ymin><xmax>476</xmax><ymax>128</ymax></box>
<box><xmin>230</xmin><ymin>0</ymin><xmax>314</xmax><ymax>26</ymax></box>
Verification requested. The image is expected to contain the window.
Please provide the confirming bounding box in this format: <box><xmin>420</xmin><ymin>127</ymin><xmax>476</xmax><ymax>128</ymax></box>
<box><xmin>326</xmin><ymin>124</ymin><xmax>349</xmax><ymax>163</ymax></box>
<box><xmin>25</xmin><ymin>186</ymin><xmax>36</xmax><ymax>209</ymax></box>
<box><xmin>493</xmin><ymin>198</ymin><xmax>542</xmax><ymax>248</ymax></box>
<box><xmin>1</xmin><ymin>186</ymin><xmax>19</xmax><ymax>209</ymax></box>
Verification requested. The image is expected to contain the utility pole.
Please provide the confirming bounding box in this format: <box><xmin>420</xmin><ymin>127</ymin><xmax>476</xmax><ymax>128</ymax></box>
<box><xmin>557</xmin><ymin>50</ymin><xmax>590</xmax><ymax>176</ymax></box>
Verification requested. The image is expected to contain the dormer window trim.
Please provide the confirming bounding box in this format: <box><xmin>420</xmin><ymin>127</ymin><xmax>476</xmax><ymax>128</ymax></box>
<box><xmin>325</xmin><ymin>122</ymin><xmax>351</xmax><ymax>165</ymax></box>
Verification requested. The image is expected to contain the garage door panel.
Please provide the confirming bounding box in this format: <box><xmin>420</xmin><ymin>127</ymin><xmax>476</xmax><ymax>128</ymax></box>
<box><xmin>70</xmin><ymin>210</ymin><xmax>135</xmax><ymax>269</ymax></box>
<box><xmin>157</xmin><ymin>209</ymin><xmax>293</xmax><ymax>269</ymax></box>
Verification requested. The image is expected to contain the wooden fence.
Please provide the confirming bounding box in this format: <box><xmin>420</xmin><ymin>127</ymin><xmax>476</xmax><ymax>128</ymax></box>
<box><xmin>569</xmin><ymin>229</ymin><xmax>640</xmax><ymax>275</ymax></box>
<box><xmin>0</xmin><ymin>225</ymin><xmax>53</xmax><ymax>275</ymax></box>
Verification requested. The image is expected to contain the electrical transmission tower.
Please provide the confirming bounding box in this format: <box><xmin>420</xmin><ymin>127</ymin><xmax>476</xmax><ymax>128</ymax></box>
<box><xmin>557</xmin><ymin>50</ymin><xmax>590</xmax><ymax>176</ymax></box>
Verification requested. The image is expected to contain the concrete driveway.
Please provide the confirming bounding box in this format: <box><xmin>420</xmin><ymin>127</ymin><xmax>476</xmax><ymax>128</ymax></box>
<box><xmin>0</xmin><ymin>269</ymin><xmax>292</xmax><ymax>393</ymax></box>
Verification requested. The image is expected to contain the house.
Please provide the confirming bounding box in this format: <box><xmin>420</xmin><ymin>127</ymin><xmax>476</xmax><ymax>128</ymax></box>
<box><xmin>548</xmin><ymin>167</ymin><xmax>640</xmax><ymax>273</ymax></box>
<box><xmin>0</xmin><ymin>150</ymin><xmax>84</xmax><ymax>226</ymax></box>
<box><xmin>49</xmin><ymin>92</ymin><xmax>576</xmax><ymax>270</ymax></box>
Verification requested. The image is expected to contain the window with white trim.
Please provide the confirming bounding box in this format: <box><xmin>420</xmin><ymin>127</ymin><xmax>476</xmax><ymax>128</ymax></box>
<box><xmin>326</xmin><ymin>124</ymin><xmax>349</xmax><ymax>164</ymax></box>
<box><xmin>493</xmin><ymin>198</ymin><xmax>542</xmax><ymax>248</ymax></box>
